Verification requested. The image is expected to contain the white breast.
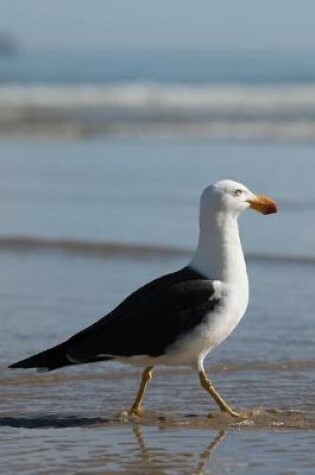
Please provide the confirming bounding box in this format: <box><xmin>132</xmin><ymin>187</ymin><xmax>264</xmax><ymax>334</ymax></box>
<box><xmin>204</xmin><ymin>281</ymin><xmax>249</xmax><ymax>349</ymax></box>
<box><xmin>157</xmin><ymin>280</ymin><xmax>249</xmax><ymax>369</ymax></box>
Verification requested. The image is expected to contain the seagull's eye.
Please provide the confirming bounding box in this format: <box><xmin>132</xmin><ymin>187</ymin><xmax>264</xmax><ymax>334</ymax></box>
<box><xmin>233</xmin><ymin>189</ymin><xmax>243</xmax><ymax>197</ymax></box>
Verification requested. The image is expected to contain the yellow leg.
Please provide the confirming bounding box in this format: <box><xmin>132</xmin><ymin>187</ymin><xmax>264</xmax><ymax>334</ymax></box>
<box><xmin>130</xmin><ymin>366</ymin><xmax>154</xmax><ymax>416</ymax></box>
<box><xmin>198</xmin><ymin>369</ymin><xmax>241</xmax><ymax>417</ymax></box>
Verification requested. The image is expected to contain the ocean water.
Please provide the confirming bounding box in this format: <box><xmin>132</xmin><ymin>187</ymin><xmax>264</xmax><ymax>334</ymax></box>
<box><xmin>0</xmin><ymin>50</ymin><xmax>314</xmax><ymax>473</ymax></box>
<box><xmin>3</xmin><ymin>50</ymin><xmax>315</xmax><ymax>84</ymax></box>
<box><xmin>0</xmin><ymin>138</ymin><xmax>314</xmax><ymax>258</ymax></box>
<box><xmin>2</xmin><ymin>51</ymin><xmax>315</xmax><ymax>140</ymax></box>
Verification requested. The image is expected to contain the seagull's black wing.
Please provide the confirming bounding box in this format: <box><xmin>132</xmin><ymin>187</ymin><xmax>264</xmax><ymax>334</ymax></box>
<box><xmin>68</xmin><ymin>266</ymin><xmax>219</xmax><ymax>361</ymax></box>
<box><xmin>9</xmin><ymin>266</ymin><xmax>220</xmax><ymax>371</ymax></box>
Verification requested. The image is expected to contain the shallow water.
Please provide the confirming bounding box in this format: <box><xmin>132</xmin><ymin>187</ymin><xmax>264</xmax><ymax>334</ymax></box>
<box><xmin>0</xmin><ymin>137</ymin><xmax>315</xmax><ymax>473</ymax></box>
<box><xmin>1</xmin><ymin>248</ymin><xmax>315</xmax><ymax>473</ymax></box>
<box><xmin>1</xmin><ymin>424</ymin><xmax>314</xmax><ymax>475</ymax></box>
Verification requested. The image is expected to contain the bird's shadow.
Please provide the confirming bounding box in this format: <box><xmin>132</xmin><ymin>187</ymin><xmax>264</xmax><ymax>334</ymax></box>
<box><xmin>0</xmin><ymin>414</ymin><xmax>110</xmax><ymax>429</ymax></box>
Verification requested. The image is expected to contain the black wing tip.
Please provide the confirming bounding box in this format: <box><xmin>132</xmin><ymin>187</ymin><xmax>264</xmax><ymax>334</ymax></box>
<box><xmin>8</xmin><ymin>352</ymin><xmax>50</xmax><ymax>369</ymax></box>
<box><xmin>9</xmin><ymin>360</ymin><xmax>22</xmax><ymax>369</ymax></box>
<box><xmin>9</xmin><ymin>360</ymin><xmax>34</xmax><ymax>369</ymax></box>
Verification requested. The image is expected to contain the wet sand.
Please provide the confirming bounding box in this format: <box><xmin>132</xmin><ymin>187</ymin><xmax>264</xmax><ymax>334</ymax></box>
<box><xmin>1</xmin><ymin>378</ymin><xmax>315</xmax><ymax>475</ymax></box>
<box><xmin>2</xmin><ymin>361</ymin><xmax>315</xmax><ymax>474</ymax></box>
<box><xmin>2</xmin><ymin>362</ymin><xmax>315</xmax><ymax>430</ymax></box>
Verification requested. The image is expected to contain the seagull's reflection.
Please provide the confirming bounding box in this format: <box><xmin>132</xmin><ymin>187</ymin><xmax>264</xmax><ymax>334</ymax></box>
<box><xmin>132</xmin><ymin>423</ymin><xmax>227</xmax><ymax>475</ymax></box>
<box><xmin>193</xmin><ymin>430</ymin><xmax>227</xmax><ymax>475</ymax></box>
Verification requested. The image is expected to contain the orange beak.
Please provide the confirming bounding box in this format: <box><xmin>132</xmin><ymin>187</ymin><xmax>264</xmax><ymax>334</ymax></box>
<box><xmin>247</xmin><ymin>194</ymin><xmax>278</xmax><ymax>215</ymax></box>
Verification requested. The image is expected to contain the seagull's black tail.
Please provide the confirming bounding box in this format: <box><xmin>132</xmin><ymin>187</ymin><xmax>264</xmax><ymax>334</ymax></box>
<box><xmin>9</xmin><ymin>341</ymin><xmax>75</xmax><ymax>371</ymax></box>
<box><xmin>9</xmin><ymin>341</ymin><xmax>113</xmax><ymax>372</ymax></box>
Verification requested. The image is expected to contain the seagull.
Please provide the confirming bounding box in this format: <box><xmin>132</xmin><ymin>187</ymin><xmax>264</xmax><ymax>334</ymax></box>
<box><xmin>9</xmin><ymin>180</ymin><xmax>277</xmax><ymax>417</ymax></box>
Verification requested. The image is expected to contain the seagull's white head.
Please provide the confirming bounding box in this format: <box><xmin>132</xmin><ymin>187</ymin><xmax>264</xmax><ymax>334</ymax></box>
<box><xmin>201</xmin><ymin>179</ymin><xmax>277</xmax><ymax>219</ymax></box>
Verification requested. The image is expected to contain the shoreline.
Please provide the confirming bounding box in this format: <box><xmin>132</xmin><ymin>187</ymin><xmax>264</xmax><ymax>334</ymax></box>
<box><xmin>1</xmin><ymin>408</ymin><xmax>314</xmax><ymax>431</ymax></box>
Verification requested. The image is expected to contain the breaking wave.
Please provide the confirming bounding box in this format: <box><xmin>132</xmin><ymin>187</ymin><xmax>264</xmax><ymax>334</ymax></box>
<box><xmin>3</xmin><ymin>83</ymin><xmax>315</xmax><ymax>140</ymax></box>
<box><xmin>2</xmin><ymin>83</ymin><xmax>315</xmax><ymax>113</ymax></box>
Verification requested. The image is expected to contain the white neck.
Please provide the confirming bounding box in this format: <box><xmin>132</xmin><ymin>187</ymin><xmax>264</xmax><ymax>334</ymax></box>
<box><xmin>190</xmin><ymin>210</ymin><xmax>248</xmax><ymax>286</ymax></box>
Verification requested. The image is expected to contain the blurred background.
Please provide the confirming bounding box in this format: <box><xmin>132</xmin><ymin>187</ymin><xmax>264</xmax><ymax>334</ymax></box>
<box><xmin>1</xmin><ymin>2</ymin><xmax>315</xmax><ymax>473</ymax></box>
<box><xmin>0</xmin><ymin>0</ymin><xmax>314</xmax><ymax>369</ymax></box>
<box><xmin>0</xmin><ymin>0</ymin><xmax>314</xmax><ymax>362</ymax></box>
<box><xmin>1</xmin><ymin>0</ymin><xmax>315</xmax><ymax>253</ymax></box>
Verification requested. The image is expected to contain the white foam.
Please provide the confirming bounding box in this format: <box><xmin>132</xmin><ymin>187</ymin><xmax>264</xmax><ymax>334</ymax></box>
<box><xmin>2</xmin><ymin>82</ymin><xmax>315</xmax><ymax>140</ymax></box>
<box><xmin>1</xmin><ymin>83</ymin><xmax>315</xmax><ymax>112</ymax></box>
